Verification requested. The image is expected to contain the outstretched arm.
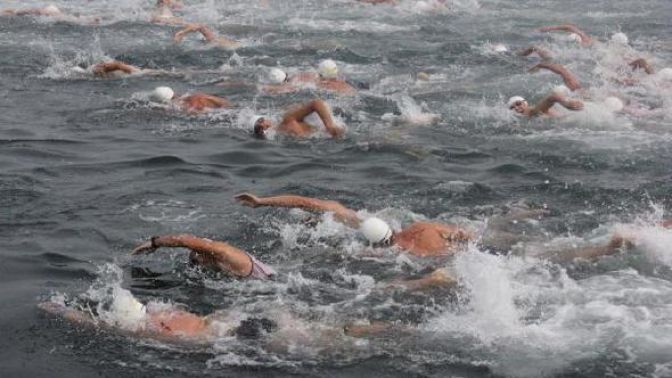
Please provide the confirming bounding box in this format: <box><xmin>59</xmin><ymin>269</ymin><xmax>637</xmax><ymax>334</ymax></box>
<box><xmin>92</xmin><ymin>61</ymin><xmax>140</xmax><ymax>76</ymax></box>
<box><xmin>174</xmin><ymin>24</ymin><xmax>218</xmax><ymax>43</ymax></box>
<box><xmin>529</xmin><ymin>62</ymin><xmax>582</xmax><ymax>91</ymax></box>
<box><xmin>518</xmin><ymin>45</ymin><xmax>553</xmax><ymax>60</ymax></box>
<box><xmin>545</xmin><ymin>234</ymin><xmax>631</xmax><ymax>263</ymax></box>
<box><xmin>386</xmin><ymin>268</ymin><xmax>457</xmax><ymax>291</ymax></box>
<box><xmin>235</xmin><ymin>193</ymin><xmax>360</xmax><ymax>227</ymax></box>
<box><xmin>131</xmin><ymin>234</ymin><xmax>252</xmax><ymax>277</ymax></box>
<box><xmin>530</xmin><ymin>93</ymin><xmax>583</xmax><ymax>116</ymax></box>
<box><xmin>281</xmin><ymin>99</ymin><xmax>344</xmax><ymax>138</ymax></box>
<box><xmin>538</xmin><ymin>24</ymin><xmax>592</xmax><ymax>45</ymax></box>
<box><xmin>629</xmin><ymin>58</ymin><xmax>655</xmax><ymax>75</ymax></box>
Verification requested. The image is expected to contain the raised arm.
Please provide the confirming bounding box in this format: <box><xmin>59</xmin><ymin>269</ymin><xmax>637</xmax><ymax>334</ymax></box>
<box><xmin>529</xmin><ymin>62</ymin><xmax>582</xmax><ymax>91</ymax></box>
<box><xmin>538</xmin><ymin>24</ymin><xmax>592</xmax><ymax>45</ymax></box>
<box><xmin>235</xmin><ymin>193</ymin><xmax>360</xmax><ymax>227</ymax></box>
<box><xmin>530</xmin><ymin>93</ymin><xmax>583</xmax><ymax>116</ymax></box>
<box><xmin>629</xmin><ymin>58</ymin><xmax>655</xmax><ymax>75</ymax></box>
<box><xmin>518</xmin><ymin>45</ymin><xmax>553</xmax><ymax>60</ymax></box>
<box><xmin>282</xmin><ymin>99</ymin><xmax>344</xmax><ymax>138</ymax></box>
<box><xmin>174</xmin><ymin>24</ymin><xmax>218</xmax><ymax>43</ymax></box>
<box><xmin>92</xmin><ymin>61</ymin><xmax>140</xmax><ymax>76</ymax></box>
<box><xmin>131</xmin><ymin>234</ymin><xmax>253</xmax><ymax>277</ymax></box>
<box><xmin>386</xmin><ymin>268</ymin><xmax>457</xmax><ymax>291</ymax></box>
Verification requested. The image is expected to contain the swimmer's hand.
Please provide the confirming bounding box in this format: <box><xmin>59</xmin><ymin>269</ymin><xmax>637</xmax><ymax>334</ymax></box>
<box><xmin>234</xmin><ymin>193</ymin><xmax>263</xmax><ymax>208</ymax></box>
<box><xmin>131</xmin><ymin>239</ymin><xmax>158</xmax><ymax>255</ymax></box>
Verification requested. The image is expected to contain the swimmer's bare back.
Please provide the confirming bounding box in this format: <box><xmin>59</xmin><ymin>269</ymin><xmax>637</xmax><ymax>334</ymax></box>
<box><xmin>173</xmin><ymin>24</ymin><xmax>240</xmax><ymax>49</ymax></box>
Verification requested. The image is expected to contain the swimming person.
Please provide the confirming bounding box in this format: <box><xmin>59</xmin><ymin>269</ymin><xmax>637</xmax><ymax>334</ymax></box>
<box><xmin>149</xmin><ymin>86</ymin><xmax>232</xmax><ymax>113</ymax></box>
<box><xmin>537</xmin><ymin>24</ymin><xmax>593</xmax><ymax>46</ymax></box>
<box><xmin>234</xmin><ymin>193</ymin><xmax>473</xmax><ymax>257</ymax></box>
<box><xmin>251</xmin><ymin>99</ymin><xmax>345</xmax><ymax>139</ymax></box>
<box><xmin>131</xmin><ymin>234</ymin><xmax>276</xmax><ymax>279</ymax></box>
<box><xmin>507</xmin><ymin>93</ymin><xmax>584</xmax><ymax>117</ymax></box>
<box><xmin>1</xmin><ymin>4</ymin><xmax>101</xmax><ymax>24</ymax></box>
<box><xmin>173</xmin><ymin>23</ymin><xmax>240</xmax><ymax>49</ymax></box>
<box><xmin>528</xmin><ymin>62</ymin><xmax>582</xmax><ymax>91</ymax></box>
<box><xmin>519</xmin><ymin>46</ymin><xmax>553</xmax><ymax>60</ymax></box>
<box><xmin>262</xmin><ymin>60</ymin><xmax>357</xmax><ymax>95</ymax></box>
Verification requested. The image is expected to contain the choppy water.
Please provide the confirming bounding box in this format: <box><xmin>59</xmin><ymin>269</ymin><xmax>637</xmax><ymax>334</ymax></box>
<box><xmin>2</xmin><ymin>0</ymin><xmax>672</xmax><ymax>377</ymax></box>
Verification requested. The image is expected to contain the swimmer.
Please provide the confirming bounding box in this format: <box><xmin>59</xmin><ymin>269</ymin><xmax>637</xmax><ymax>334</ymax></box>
<box><xmin>131</xmin><ymin>234</ymin><xmax>275</xmax><ymax>279</ymax></box>
<box><xmin>149</xmin><ymin>86</ymin><xmax>232</xmax><ymax>113</ymax></box>
<box><xmin>89</xmin><ymin>60</ymin><xmax>144</xmax><ymax>78</ymax></box>
<box><xmin>528</xmin><ymin>62</ymin><xmax>582</xmax><ymax>91</ymax></box>
<box><xmin>507</xmin><ymin>93</ymin><xmax>584</xmax><ymax>117</ymax></box>
<box><xmin>538</xmin><ymin>24</ymin><xmax>593</xmax><ymax>46</ymax></box>
<box><xmin>1</xmin><ymin>4</ymin><xmax>101</xmax><ymax>24</ymax></box>
<box><xmin>151</xmin><ymin>6</ymin><xmax>185</xmax><ymax>25</ymax></box>
<box><xmin>262</xmin><ymin>60</ymin><xmax>357</xmax><ymax>96</ymax></box>
<box><xmin>234</xmin><ymin>193</ymin><xmax>473</xmax><ymax>257</ymax></box>
<box><xmin>518</xmin><ymin>45</ymin><xmax>553</xmax><ymax>61</ymax></box>
<box><xmin>156</xmin><ymin>0</ymin><xmax>183</xmax><ymax>10</ymax></box>
<box><xmin>173</xmin><ymin>23</ymin><xmax>240</xmax><ymax>49</ymax></box>
<box><xmin>252</xmin><ymin>99</ymin><xmax>345</xmax><ymax>139</ymax></box>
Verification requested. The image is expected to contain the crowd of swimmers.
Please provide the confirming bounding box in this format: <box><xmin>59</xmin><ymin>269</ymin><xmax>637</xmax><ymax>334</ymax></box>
<box><xmin>6</xmin><ymin>1</ymin><xmax>670</xmax><ymax>344</ymax></box>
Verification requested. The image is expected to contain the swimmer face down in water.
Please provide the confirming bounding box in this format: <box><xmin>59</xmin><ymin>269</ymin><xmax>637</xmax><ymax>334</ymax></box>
<box><xmin>252</xmin><ymin>99</ymin><xmax>345</xmax><ymax>139</ymax></box>
<box><xmin>173</xmin><ymin>23</ymin><xmax>240</xmax><ymax>49</ymax></box>
<box><xmin>234</xmin><ymin>193</ymin><xmax>472</xmax><ymax>257</ymax></box>
<box><xmin>262</xmin><ymin>60</ymin><xmax>357</xmax><ymax>96</ymax></box>
<box><xmin>149</xmin><ymin>86</ymin><xmax>232</xmax><ymax>113</ymax></box>
<box><xmin>537</xmin><ymin>24</ymin><xmax>593</xmax><ymax>46</ymax></box>
<box><xmin>507</xmin><ymin>93</ymin><xmax>584</xmax><ymax>117</ymax></box>
<box><xmin>1</xmin><ymin>4</ymin><xmax>101</xmax><ymax>24</ymax></box>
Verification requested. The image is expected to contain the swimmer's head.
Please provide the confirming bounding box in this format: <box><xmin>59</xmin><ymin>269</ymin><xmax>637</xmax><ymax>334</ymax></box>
<box><xmin>252</xmin><ymin>115</ymin><xmax>272</xmax><ymax>138</ymax></box>
<box><xmin>267</xmin><ymin>68</ymin><xmax>287</xmax><ymax>84</ymax></box>
<box><xmin>492</xmin><ymin>43</ymin><xmax>509</xmax><ymax>53</ymax></box>
<box><xmin>603</xmin><ymin>96</ymin><xmax>624</xmax><ymax>113</ymax></box>
<box><xmin>566</xmin><ymin>33</ymin><xmax>582</xmax><ymax>43</ymax></box>
<box><xmin>150</xmin><ymin>86</ymin><xmax>175</xmax><ymax>103</ymax></box>
<box><xmin>657</xmin><ymin>67</ymin><xmax>672</xmax><ymax>82</ymax></box>
<box><xmin>44</xmin><ymin>5</ymin><xmax>61</xmax><ymax>15</ymax></box>
<box><xmin>552</xmin><ymin>85</ymin><xmax>570</xmax><ymax>97</ymax></box>
<box><xmin>610</xmin><ymin>32</ymin><xmax>629</xmax><ymax>45</ymax></box>
<box><xmin>508</xmin><ymin>96</ymin><xmax>528</xmax><ymax>114</ymax></box>
<box><xmin>318</xmin><ymin>59</ymin><xmax>338</xmax><ymax>79</ymax></box>
<box><xmin>360</xmin><ymin>217</ymin><xmax>393</xmax><ymax>246</ymax></box>
<box><xmin>110</xmin><ymin>288</ymin><xmax>146</xmax><ymax>331</ymax></box>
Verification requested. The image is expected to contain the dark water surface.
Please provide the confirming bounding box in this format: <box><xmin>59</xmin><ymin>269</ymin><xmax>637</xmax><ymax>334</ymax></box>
<box><xmin>2</xmin><ymin>0</ymin><xmax>672</xmax><ymax>377</ymax></box>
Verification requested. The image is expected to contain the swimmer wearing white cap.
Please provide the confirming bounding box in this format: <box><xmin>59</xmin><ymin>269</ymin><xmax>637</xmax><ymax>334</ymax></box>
<box><xmin>149</xmin><ymin>86</ymin><xmax>232</xmax><ymax>113</ymax></box>
<box><xmin>234</xmin><ymin>193</ymin><xmax>473</xmax><ymax>257</ymax></box>
<box><xmin>528</xmin><ymin>62</ymin><xmax>582</xmax><ymax>91</ymax></box>
<box><xmin>263</xmin><ymin>60</ymin><xmax>357</xmax><ymax>95</ymax></box>
<box><xmin>252</xmin><ymin>99</ymin><xmax>344</xmax><ymax>139</ymax></box>
<box><xmin>538</xmin><ymin>24</ymin><xmax>593</xmax><ymax>46</ymax></box>
<box><xmin>173</xmin><ymin>23</ymin><xmax>240</xmax><ymax>49</ymax></box>
<box><xmin>507</xmin><ymin>92</ymin><xmax>584</xmax><ymax>117</ymax></box>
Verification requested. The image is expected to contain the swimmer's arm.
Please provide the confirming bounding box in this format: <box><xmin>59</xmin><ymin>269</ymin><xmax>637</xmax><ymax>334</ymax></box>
<box><xmin>529</xmin><ymin>62</ymin><xmax>582</xmax><ymax>91</ymax></box>
<box><xmin>92</xmin><ymin>61</ymin><xmax>140</xmax><ymax>75</ymax></box>
<box><xmin>518</xmin><ymin>46</ymin><xmax>552</xmax><ymax>60</ymax></box>
<box><xmin>343</xmin><ymin>321</ymin><xmax>411</xmax><ymax>338</ymax></box>
<box><xmin>174</xmin><ymin>24</ymin><xmax>217</xmax><ymax>43</ymax></box>
<box><xmin>282</xmin><ymin>99</ymin><xmax>344</xmax><ymax>138</ymax></box>
<box><xmin>545</xmin><ymin>235</ymin><xmax>630</xmax><ymax>263</ymax></box>
<box><xmin>531</xmin><ymin>94</ymin><xmax>583</xmax><ymax>116</ymax></box>
<box><xmin>386</xmin><ymin>268</ymin><xmax>457</xmax><ymax>291</ymax></box>
<box><xmin>538</xmin><ymin>24</ymin><xmax>592</xmax><ymax>44</ymax></box>
<box><xmin>186</xmin><ymin>93</ymin><xmax>232</xmax><ymax>108</ymax></box>
<box><xmin>235</xmin><ymin>193</ymin><xmax>361</xmax><ymax>227</ymax></box>
<box><xmin>629</xmin><ymin>58</ymin><xmax>655</xmax><ymax>75</ymax></box>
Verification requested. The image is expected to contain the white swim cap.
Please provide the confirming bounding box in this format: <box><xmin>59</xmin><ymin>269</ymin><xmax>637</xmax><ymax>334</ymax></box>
<box><xmin>44</xmin><ymin>5</ymin><xmax>61</xmax><ymax>14</ymax></box>
<box><xmin>267</xmin><ymin>68</ymin><xmax>287</xmax><ymax>84</ymax></box>
<box><xmin>110</xmin><ymin>288</ymin><xmax>146</xmax><ymax>331</ymax></box>
<box><xmin>250</xmin><ymin>115</ymin><xmax>265</xmax><ymax>128</ymax></box>
<box><xmin>318</xmin><ymin>59</ymin><xmax>338</xmax><ymax>79</ymax></box>
<box><xmin>507</xmin><ymin>96</ymin><xmax>526</xmax><ymax>108</ymax></box>
<box><xmin>567</xmin><ymin>33</ymin><xmax>582</xmax><ymax>43</ymax></box>
<box><xmin>552</xmin><ymin>85</ymin><xmax>570</xmax><ymax>97</ymax></box>
<box><xmin>603</xmin><ymin>96</ymin><xmax>624</xmax><ymax>112</ymax></box>
<box><xmin>493</xmin><ymin>43</ymin><xmax>508</xmax><ymax>53</ymax></box>
<box><xmin>360</xmin><ymin>217</ymin><xmax>393</xmax><ymax>245</ymax></box>
<box><xmin>416</xmin><ymin>1</ymin><xmax>432</xmax><ymax>11</ymax></box>
<box><xmin>151</xmin><ymin>86</ymin><xmax>174</xmax><ymax>103</ymax></box>
<box><xmin>657</xmin><ymin>67</ymin><xmax>672</xmax><ymax>82</ymax></box>
<box><xmin>611</xmin><ymin>32</ymin><xmax>629</xmax><ymax>45</ymax></box>
<box><xmin>72</xmin><ymin>66</ymin><xmax>87</xmax><ymax>74</ymax></box>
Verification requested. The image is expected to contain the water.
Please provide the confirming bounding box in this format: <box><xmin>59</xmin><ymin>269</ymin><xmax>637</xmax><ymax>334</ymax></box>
<box><xmin>2</xmin><ymin>0</ymin><xmax>672</xmax><ymax>376</ymax></box>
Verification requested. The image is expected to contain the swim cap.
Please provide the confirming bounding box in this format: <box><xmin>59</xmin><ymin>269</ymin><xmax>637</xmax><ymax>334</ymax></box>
<box><xmin>552</xmin><ymin>85</ymin><xmax>570</xmax><ymax>97</ymax></box>
<box><xmin>151</xmin><ymin>86</ymin><xmax>175</xmax><ymax>103</ymax></box>
<box><xmin>360</xmin><ymin>217</ymin><xmax>393</xmax><ymax>245</ymax></box>
<box><xmin>567</xmin><ymin>33</ymin><xmax>582</xmax><ymax>43</ymax></box>
<box><xmin>611</xmin><ymin>32</ymin><xmax>629</xmax><ymax>45</ymax></box>
<box><xmin>267</xmin><ymin>68</ymin><xmax>287</xmax><ymax>84</ymax></box>
<box><xmin>657</xmin><ymin>67</ymin><xmax>672</xmax><ymax>82</ymax></box>
<box><xmin>318</xmin><ymin>59</ymin><xmax>338</xmax><ymax>79</ymax></box>
<box><xmin>507</xmin><ymin>96</ymin><xmax>526</xmax><ymax>108</ymax></box>
<box><xmin>110</xmin><ymin>288</ymin><xmax>146</xmax><ymax>331</ymax></box>
<box><xmin>493</xmin><ymin>43</ymin><xmax>508</xmax><ymax>53</ymax></box>
<box><xmin>603</xmin><ymin>96</ymin><xmax>624</xmax><ymax>112</ymax></box>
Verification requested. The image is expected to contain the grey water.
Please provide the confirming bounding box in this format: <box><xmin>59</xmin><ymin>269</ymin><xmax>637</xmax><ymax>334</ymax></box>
<box><xmin>2</xmin><ymin>0</ymin><xmax>672</xmax><ymax>377</ymax></box>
